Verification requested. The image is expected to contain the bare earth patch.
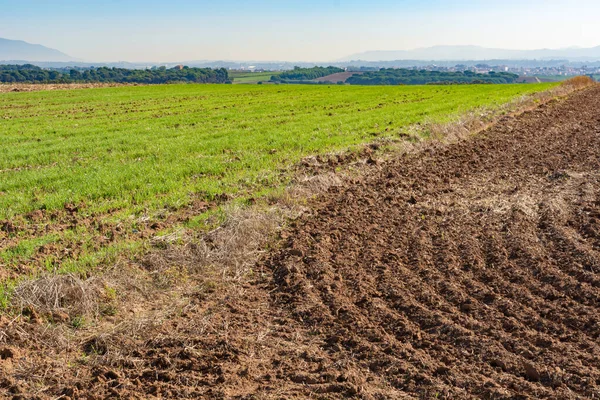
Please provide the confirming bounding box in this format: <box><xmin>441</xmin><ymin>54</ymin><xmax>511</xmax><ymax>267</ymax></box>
<box><xmin>0</xmin><ymin>83</ymin><xmax>139</xmax><ymax>93</ymax></box>
<box><xmin>314</xmin><ymin>71</ymin><xmax>363</xmax><ymax>83</ymax></box>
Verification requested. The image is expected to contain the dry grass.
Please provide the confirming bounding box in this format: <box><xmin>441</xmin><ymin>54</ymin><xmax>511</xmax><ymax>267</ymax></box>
<box><xmin>143</xmin><ymin>205</ymin><xmax>289</xmax><ymax>286</ymax></box>
<box><xmin>286</xmin><ymin>172</ymin><xmax>343</xmax><ymax>201</ymax></box>
<box><xmin>141</xmin><ymin>172</ymin><xmax>343</xmax><ymax>287</ymax></box>
<box><xmin>419</xmin><ymin>76</ymin><xmax>596</xmax><ymax>144</ymax></box>
<box><xmin>561</xmin><ymin>75</ymin><xmax>596</xmax><ymax>89</ymax></box>
<box><xmin>11</xmin><ymin>275</ymin><xmax>103</xmax><ymax>319</ymax></box>
<box><xmin>72</xmin><ymin>177</ymin><xmax>344</xmax><ymax>368</ymax></box>
<box><xmin>191</xmin><ymin>207</ymin><xmax>282</xmax><ymax>280</ymax></box>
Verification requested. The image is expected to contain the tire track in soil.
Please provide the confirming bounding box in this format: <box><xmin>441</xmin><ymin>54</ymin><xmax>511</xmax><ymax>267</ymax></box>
<box><xmin>3</xmin><ymin>86</ymin><xmax>600</xmax><ymax>399</ymax></box>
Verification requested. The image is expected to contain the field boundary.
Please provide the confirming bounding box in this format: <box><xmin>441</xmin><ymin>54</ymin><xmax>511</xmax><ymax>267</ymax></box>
<box><xmin>0</xmin><ymin>83</ymin><xmax>142</xmax><ymax>93</ymax></box>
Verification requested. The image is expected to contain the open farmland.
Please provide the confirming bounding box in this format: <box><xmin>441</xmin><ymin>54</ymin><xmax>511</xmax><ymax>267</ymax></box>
<box><xmin>0</xmin><ymin>83</ymin><xmax>555</xmax><ymax>293</ymax></box>
<box><xmin>1</xmin><ymin>80</ymin><xmax>599</xmax><ymax>399</ymax></box>
<box><xmin>229</xmin><ymin>71</ymin><xmax>281</xmax><ymax>83</ymax></box>
<box><xmin>314</xmin><ymin>71</ymin><xmax>364</xmax><ymax>83</ymax></box>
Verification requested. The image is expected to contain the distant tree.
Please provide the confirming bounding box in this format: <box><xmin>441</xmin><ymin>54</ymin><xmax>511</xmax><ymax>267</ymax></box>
<box><xmin>271</xmin><ymin>66</ymin><xmax>344</xmax><ymax>82</ymax></box>
<box><xmin>345</xmin><ymin>68</ymin><xmax>519</xmax><ymax>86</ymax></box>
<box><xmin>0</xmin><ymin>65</ymin><xmax>230</xmax><ymax>84</ymax></box>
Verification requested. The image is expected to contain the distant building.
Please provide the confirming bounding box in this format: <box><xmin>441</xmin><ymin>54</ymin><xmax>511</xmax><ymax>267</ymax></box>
<box><xmin>173</xmin><ymin>65</ymin><xmax>184</xmax><ymax>70</ymax></box>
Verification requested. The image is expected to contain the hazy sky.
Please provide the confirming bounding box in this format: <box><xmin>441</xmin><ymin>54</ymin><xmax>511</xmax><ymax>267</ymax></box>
<box><xmin>1</xmin><ymin>0</ymin><xmax>599</xmax><ymax>62</ymax></box>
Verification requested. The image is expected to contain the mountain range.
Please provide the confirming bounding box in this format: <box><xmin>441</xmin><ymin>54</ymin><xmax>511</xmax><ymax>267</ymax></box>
<box><xmin>3</xmin><ymin>38</ymin><xmax>600</xmax><ymax>65</ymax></box>
<box><xmin>0</xmin><ymin>38</ymin><xmax>75</xmax><ymax>62</ymax></box>
<box><xmin>340</xmin><ymin>45</ymin><xmax>600</xmax><ymax>62</ymax></box>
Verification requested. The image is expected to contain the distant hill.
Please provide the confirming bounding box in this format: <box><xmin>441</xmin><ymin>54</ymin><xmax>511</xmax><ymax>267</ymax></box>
<box><xmin>340</xmin><ymin>45</ymin><xmax>600</xmax><ymax>62</ymax></box>
<box><xmin>0</xmin><ymin>38</ymin><xmax>75</xmax><ymax>62</ymax></box>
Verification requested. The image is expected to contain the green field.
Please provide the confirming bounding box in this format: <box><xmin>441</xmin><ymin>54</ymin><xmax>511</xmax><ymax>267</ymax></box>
<box><xmin>0</xmin><ymin>83</ymin><xmax>556</xmax><ymax>291</ymax></box>
<box><xmin>229</xmin><ymin>70</ymin><xmax>280</xmax><ymax>83</ymax></box>
<box><xmin>532</xmin><ymin>75</ymin><xmax>600</xmax><ymax>83</ymax></box>
<box><xmin>534</xmin><ymin>75</ymin><xmax>571</xmax><ymax>82</ymax></box>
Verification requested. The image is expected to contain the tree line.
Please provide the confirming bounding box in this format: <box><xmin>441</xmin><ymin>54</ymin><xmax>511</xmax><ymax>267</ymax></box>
<box><xmin>0</xmin><ymin>64</ymin><xmax>230</xmax><ymax>84</ymax></box>
<box><xmin>270</xmin><ymin>66</ymin><xmax>344</xmax><ymax>82</ymax></box>
<box><xmin>346</xmin><ymin>69</ymin><xmax>520</xmax><ymax>85</ymax></box>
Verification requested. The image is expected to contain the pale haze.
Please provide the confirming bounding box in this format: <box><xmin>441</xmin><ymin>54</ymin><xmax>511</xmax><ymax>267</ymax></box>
<box><xmin>1</xmin><ymin>0</ymin><xmax>599</xmax><ymax>62</ymax></box>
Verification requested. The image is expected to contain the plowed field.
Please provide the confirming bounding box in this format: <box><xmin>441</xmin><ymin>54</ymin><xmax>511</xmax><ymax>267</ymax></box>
<box><xmin>2</xmin><ymin>85</ymin><xmax>600</xmax><ymax>399</ymax></box>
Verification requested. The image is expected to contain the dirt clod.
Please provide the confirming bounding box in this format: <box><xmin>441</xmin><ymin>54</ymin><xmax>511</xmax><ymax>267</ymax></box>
<box><xmin>51</xmin><ymin>311</ymin><xmax>70</xmax><ymax>323</ymax></box>
<box><xmin>523</xmin><ymin>361</ymin><xmax>542</xmax><ymax>382</ymax></box>
<box><xmin>0</xmin><ymin>347</ymin><xmax>18</xmax><ymax>360</ymax></box>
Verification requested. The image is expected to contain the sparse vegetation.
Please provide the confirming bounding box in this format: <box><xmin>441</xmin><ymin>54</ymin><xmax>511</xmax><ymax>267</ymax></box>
<box><xmin>562</xmin><ymin>75</ymin><xmax>596</xmax><ymax>89</ymax></box>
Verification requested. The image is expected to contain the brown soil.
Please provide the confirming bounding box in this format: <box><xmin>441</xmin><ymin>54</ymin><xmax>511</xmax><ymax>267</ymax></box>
<box><xmin>3</xmin><ymin>85</ymin><xmax>600</xmax><ymax>399</ymax></box>
<box><xmin>0</xmin><ymin>193</ymin><xmax>218</xmax><ymax>281</ymax></box>
<box><xmin>0</xmin><ymin>83</ymin><xmax>137</xmax><ymax>93</ymax></box>
<box><xmin>314</xmin><ymin>72</ymin><xmax>363</xmax><ymax>83</ymax></box>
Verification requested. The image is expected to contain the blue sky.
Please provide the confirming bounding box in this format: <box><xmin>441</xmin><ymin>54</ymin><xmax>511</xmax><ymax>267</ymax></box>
<box><xmin>1</xmin><ymin>0</ymin><xmax>599</xmax><ymax>62</ymax></box>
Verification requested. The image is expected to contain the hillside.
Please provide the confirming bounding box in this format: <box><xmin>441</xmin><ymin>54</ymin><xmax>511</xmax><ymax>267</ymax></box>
<box><xmin>341</xmin><ymin>45</ymin><xmax>600</xmax><ymax>62</ymax></box>
<box><xmin>0</xmin><ymin>38</ymin><xmax>74</xmax><ymax>62</ymax></box>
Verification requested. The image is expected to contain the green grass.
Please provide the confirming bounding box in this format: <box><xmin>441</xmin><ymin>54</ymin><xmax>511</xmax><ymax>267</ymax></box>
<box><xmin>229</xmin><ymin>71</ymin><xmax>280</xmax><ymax>84</ymax></box>
<box><xmin>534</xmin><ymin>75</ymin><xmax>599</xmax><ymax>83</ymax></box>
<box><xmin>0</xmin><ymin>82</ymin><xmax>556</xmax><ymax>289</ymax></box>
<box><xmin>534</xmin><ymin>75</ymin><xmax>571</xmax><ymax>82</ymax></box>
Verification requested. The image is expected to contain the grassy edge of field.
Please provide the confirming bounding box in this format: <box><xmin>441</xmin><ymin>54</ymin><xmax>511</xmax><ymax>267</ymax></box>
<box><xmin>0</xmin><ymin>78</ymin><xmax>593</xmax><ymax>315</ymax></box>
